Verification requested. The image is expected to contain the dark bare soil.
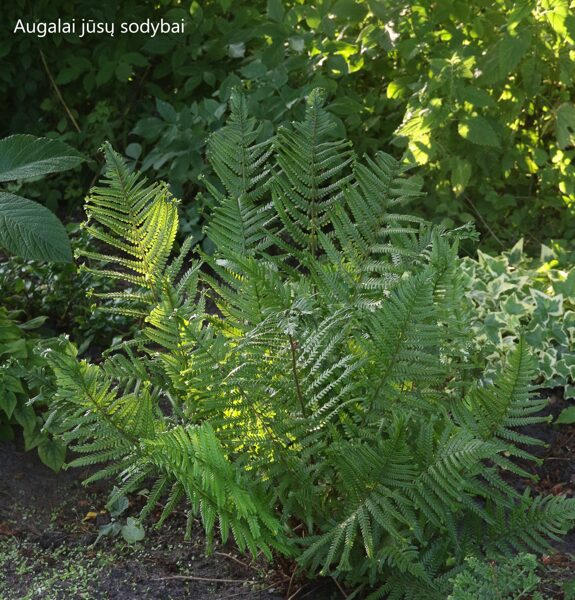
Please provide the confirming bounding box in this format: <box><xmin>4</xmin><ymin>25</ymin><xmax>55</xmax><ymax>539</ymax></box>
<box><xmin>0</xmin><ymin>390</ymin><xmax>573</xmax><ymax>599</ymax></box>
<box><xmin>503</xmin><ymin>389</ymin><xmax>575</xmax><ymax>598</ymax></box>
<box><xmin>0</xmin><ymin>437</ymin><xmax>293</xmax><ymax>600</ymax></box>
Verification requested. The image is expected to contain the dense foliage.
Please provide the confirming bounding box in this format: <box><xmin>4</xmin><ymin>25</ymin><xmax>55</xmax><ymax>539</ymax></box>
<box><xmin>3</xmin><ymin>0</ymin><xmax>574</xmax><ymax>247</ymax></box>
<box><xmin>447</xmin><ymin>554</ymin><xmax>542</xmax><ymax>600</ymax></box>
<box><xmin>462</xmin><ymin>240</ymin><xmax>575</xmax><ymax>403</ymax></box>
<box><xmin>44</xmin><ymin>92</ymin><xmax>575</xmax><ymax>598</ymax></box>
<box><xmin>1</xmin><ymin>1</ymin><xmax>574</xmax><ymax>595</ymax></box>
<box><xmin>0</xmin><ymin>308</ymin><xmax>66</xmax><ymax>470</ymax></box>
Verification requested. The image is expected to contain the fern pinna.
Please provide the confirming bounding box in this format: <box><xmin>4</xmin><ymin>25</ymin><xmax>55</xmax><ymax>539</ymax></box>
<box><xmin>45</xmin><ymin>90</ymin><xmax>575</xmax><ymax>599</ymax></box>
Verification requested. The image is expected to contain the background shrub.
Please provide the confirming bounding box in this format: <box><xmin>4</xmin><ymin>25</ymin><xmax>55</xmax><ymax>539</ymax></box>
<box><xmin>2</xmin><ymin>0</ymin><xmax>574</xmax><ymax>249</ymax></box>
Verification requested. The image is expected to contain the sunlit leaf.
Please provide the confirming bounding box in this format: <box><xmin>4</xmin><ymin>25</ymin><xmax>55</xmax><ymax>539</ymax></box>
<box><xmin>458</xmin><ymin>116</ymin><xmax>500</xmax><ymax>147</ymax></box>
<box><xmin>451</xmin><ymin>157</ymin><xmax>472</xmax><ymax>196</ymax></box>
<box><xmin>555</xmin><ymin>102</ymin><xmax>575</xmax><ymax>148</ymax></box>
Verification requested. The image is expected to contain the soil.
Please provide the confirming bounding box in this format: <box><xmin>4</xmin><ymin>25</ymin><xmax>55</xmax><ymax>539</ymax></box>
<box><xmin>0</xmin><ymin>390</ymin><xmax>573</xmax><ymax>600</ymax></box>
<box><xmin>0</xmin><ymin>436</ymin><xmax>321</xmax><ymax>600</ymax></box>
<box><xmin>501</xmin><ymin>388</ymin><xmax>575</xmax><ymax>598</ymax></box>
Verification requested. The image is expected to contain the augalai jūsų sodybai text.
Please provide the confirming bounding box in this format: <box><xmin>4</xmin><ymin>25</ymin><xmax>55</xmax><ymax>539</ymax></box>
<box><xmin>13</xmin><ymin>18</ymin><xmax>186</xmax><ymax>38</ymax></box>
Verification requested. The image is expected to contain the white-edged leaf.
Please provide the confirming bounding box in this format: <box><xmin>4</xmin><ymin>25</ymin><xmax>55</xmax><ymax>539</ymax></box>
<box><xmin>0</xmin><ymin>135</ymin><xmax>84</xmax><ymax>182</ymax></box>
<box><xmin>121</xmin><ymin>517</ymin><xmax>145</xmax><ymax>543</ymax></box>
<box><xmin>0</xmin><ymin>192</ymin><xmax>72</xmax><ymax>262</ymax></box>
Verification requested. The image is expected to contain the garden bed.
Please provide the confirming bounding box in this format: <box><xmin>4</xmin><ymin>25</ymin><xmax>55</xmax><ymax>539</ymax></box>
<box><xmin>0</xmin><ymin>438</ymin><xmax>291</xmax><ymax>600</ymax></box>
<box><xmin>0</xmin><ymin>390</ymin><xmax>573</xmax><ymax>599</ymax></box>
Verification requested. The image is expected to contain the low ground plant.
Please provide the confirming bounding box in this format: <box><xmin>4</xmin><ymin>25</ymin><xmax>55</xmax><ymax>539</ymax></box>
<box><xmin>462</xmin><ymin>240</ymin><xmax>575</xmax><ymax>407</ymax></box>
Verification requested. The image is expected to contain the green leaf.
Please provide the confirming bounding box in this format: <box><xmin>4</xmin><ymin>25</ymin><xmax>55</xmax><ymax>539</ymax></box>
<box><xmin>458</xmin><ymin>117</ymin><xmax>500</xmax><ymax>147</ymax></box>
<box><xmin>38</xmin><ymin>438</ymin><xmax>66</xmax><ymax>472</ymax></box>
<box><xmin>542</xmin><ymin>0</ymin><xmax>570</xmax><ymax>38</ymax></box>
<box><xmin>553</xmin><ymin>269</ymin><xmax>575</xmax><ymax>300</ymax></box>
<box><xmin>267</xmin><ymin>0</ymin><xmax>285</xmax><ymax>22</ymax></box>
<box><xmin>0</xmin><ymin>192</ymin><xmax>72</xmax><ymax>262</ymax></box>
<box><xmin>13</xmin><ymin>403</ymin><xmax>37</xmax><ymax>434</ymax></box>
<box><xmin>555</xmin><ymin>103</ymin><xmax>575</xmax><ymax>149</ymax></box>
<box><xmin>156</xmin><ymin>99</ymin><xmax>177</xmax><ymax>124</ymax></box>
<box><xmin>498</xmin><ymin>32</ymin><xmax>531</xmax><ymax>77</ymax></box>
<box><xmin>228</xmin><ymin>43</ymin><xmax>246</xmax><ymax>58</ymax></box>
<box><xmin>459</xmin><ymin>87</ymin><xmax>495</xmax><ymax>108</ymax></box>
<box><xmin>556</xmin><ymin>406</ymin><xmax>575</xmax><ymax>425</ymax></box>
<box><xmin>97</xmin><ymin>522</ymin><xmax>122</xmax><ymax>541</ymax></box>
<box><xmin>23</xmin><ymin>426</ymin><xmax>46</xmax><ymax>452</ymax></box>
<box><xmin>0</xmin><ymin>135</ymin><xmax>84</xmax><ymax>182</ymax></box>
<box><xmin>0</xmin><ymin>390</ymin><xmax>17</xmax><ymax>418</ymax></box>
<box><xmin>451</xmin><ymin>158</ymin><xmax>472</xmax><ymax>196</ymax></box>
<box><xmin>19</xmin><ymin>316</ymin><xmax>48</xmax><ymax>331</ymax></box>
<box><xmin>115</xmin><ymin>62</ymin><xmax>133</xmax><ymax>82</ymax></box>
<box><xmin>502</xmin><ymin>293</ymin><xmax>529</xmax><ymax>316</ymax></box>
<box><xmin>107</xmin><ymin>487</ymin><xmax>130</xmax><ymax>518</ymax></box>
<box><xmin>506</xmin><ymin>238</ymin><xmax>524</xmax><ymax>266</ymax></box>
<box><xmin>332</xmin><ymin>0</ymin><xmax>368</xmax><ymax>20</ymax></box>
<box><xmin>563</xmin><ymin>577</ymin><xmax>575</xmax><ymax>600</ymax></box>
<box><xmin>121</xmin><ymin>517</ymin><xmax>145</xmax><ymax>543</ymax></box>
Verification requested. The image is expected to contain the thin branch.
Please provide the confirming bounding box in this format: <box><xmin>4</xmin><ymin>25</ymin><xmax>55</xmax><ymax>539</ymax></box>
<box><xmin>289</xmin><ymin>335</ymin><xmax>307</xmax><ymax>416</ymax></box>
<box><xmin>332</xmin><ymin>577</ymin><xmax>348</xmax><ymax>598</ymax></box>
<box><xmin>214</xmin><ymin>551</ymin><xmax>258</xmax><ymax>572</ymax></box>
<box><xmin>151</xmin><ymin>574</ymin><xmax>249</xmax><ymax>584</ymax></box>
<box><xmin>287</xmin><ymin>586</ymin><xmax>305</xmax><ymax>600</ymax></box>
<box><xmin>39</xmin><ymin>49</ymin><xmax>81</xmax><ymax>133</ymax></box>
<box><xmin>286</xmin><ymin>565</ymin><xmax>298</xmax><ymax>599</ymax></box>
<box><xmin>219</xmin><ymin>582</ymin><xmax>278</xmax><ymax>600</ymax></box>
<box><xmin>463</xmin><ymin>194</ymin><xmax>504</xmax><ymax>248</ymax></box>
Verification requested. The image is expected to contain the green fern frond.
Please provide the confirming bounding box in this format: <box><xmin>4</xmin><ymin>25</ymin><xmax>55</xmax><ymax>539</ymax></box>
<box><xmin>77</xmin><ymin>143</ymin><xmax>178</xmax><ymax>294</ymax></box>
<box><xmin>455</xmin><ymin>338</ymin><xmax>548</xmax><ymax>446</ymax></box>
<box><xmin>271</xmin><ymin>88</ymin><xmax>355</xmax><ymax>259</ymax></box>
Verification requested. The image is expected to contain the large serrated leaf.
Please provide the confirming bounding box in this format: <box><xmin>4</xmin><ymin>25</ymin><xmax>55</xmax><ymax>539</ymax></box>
<box><xmin>0</xmin><ymin>135</ymin><xmax>84</xmax><ymax>182</ymax></box>
<box><xmin>556</xmin><ymin>103</ymin><xmax>575</xmax><ymax>149</ymax></box>
<box><xmin>0</xmin><ymin>192</ymin><xmax>72</xmax><ymax>262</ymax></box>
<box><xmin>458</xmin><ymin>116</ymin><xmax>500</xmax><ymax>147</ymax></box>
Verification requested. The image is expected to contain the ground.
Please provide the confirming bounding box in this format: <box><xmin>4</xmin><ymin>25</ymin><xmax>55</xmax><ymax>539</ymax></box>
<box><xmin>0</xmin><ymin>390</ymin><xmax>573</xmax><ymax>599</ymax></box>
<box><xmin>0</xmin><ymin>440</ymin><xmax>307</xmax><ymax>600</ymax></box>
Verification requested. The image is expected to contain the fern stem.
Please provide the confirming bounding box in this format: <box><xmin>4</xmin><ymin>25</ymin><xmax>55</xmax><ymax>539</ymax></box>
<box><xmin>289</xmin><ymin>335</ymin><xmax>307</xmax><ymax>417</ymax></box>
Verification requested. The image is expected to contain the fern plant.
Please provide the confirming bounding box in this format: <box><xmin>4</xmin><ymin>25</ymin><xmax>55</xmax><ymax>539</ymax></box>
<box><xmin>45</xmin><ymin>90</ymin><xmax>575</xmax><ymax>598</ymax></box>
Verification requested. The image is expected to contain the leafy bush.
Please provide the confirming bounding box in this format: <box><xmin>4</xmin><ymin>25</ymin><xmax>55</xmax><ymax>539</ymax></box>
<box><xmin>461</xmin><ymin>240</ymin><xmax>575</xmax><ymax>404</ymax></box>
<box><xmin>0</xmin><ymin>135</ymin><xmax>83</xmax><ymax>262</ymax></box>
<box><xmin>44</xmin><ymin>91</ymin><xmax>575</xmax><ymax>598</ymax></box>
<box><xmin>0</xmin><ymin>308</ymin><xmax>66</xmax><ymax>470</ymax></box>
<box><xmin>0</xmin><ymin>227</ymin><xmax>135</xmax><ymax>352</ymax></box>
<box><xmin>448</xmin><ymin>554</ymin><xmax>542</xmax><ymax>600</ymax></box>
<box><xmin>379</xmin><ymin>0</ymin><xmax>575</xmax><ymax>247</ymax></box>
<box><xmin>6</xmin><ymin>1</ymin><xmax>574</xmax><ymax>247</ymax></box>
